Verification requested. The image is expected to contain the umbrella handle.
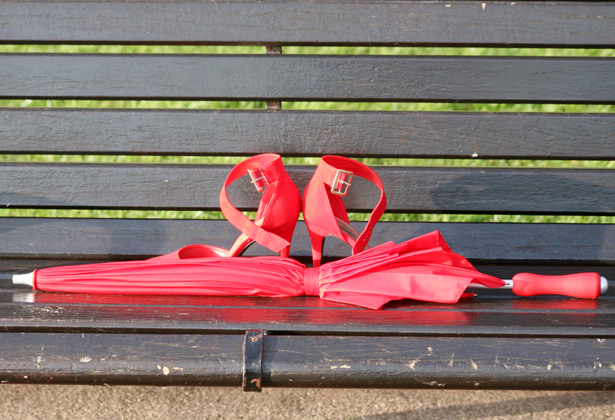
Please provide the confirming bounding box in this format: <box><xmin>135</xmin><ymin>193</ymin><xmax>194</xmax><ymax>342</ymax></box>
<box><xmin>511</xmin><ymin>272</ymin><xmax>607</xmax><ymax>299</ymax></box>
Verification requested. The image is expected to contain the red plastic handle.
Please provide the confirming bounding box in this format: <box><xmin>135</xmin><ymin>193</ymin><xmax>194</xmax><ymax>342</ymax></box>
<box><xmin>512</xmin><ymin>272</ymin><xmax>603</xmax><ymax>299</ymax></box>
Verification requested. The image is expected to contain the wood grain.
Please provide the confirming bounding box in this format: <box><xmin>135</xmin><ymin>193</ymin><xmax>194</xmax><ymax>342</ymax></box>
<box><xmin>2</xmin><ymin>294</ymin><xmax>615</xmax><ymax>336</ymax></box>
<box><xmin>2</xmin><ymin>332</ymin><xmax>615</xmax><ymax>389</ymax></box>
<box><xmin>2</xmin><ymin>109</ymin><xmax>614</xmax><ymax>159</ymax></box>
<box><xmin>0</xmin><ymin>218</ymin><xmax>613</xmax><ymax>265</ymax></box>
<box><xmin>1</xmin><ymin>1</ymin><xmax>613</xmax><ymax>47</ymax></box>
<box><xmin>0</xmin><ymin>332</ymin><xmax>242</xmax><ymax>386</ymax></box>
<box><xmin>2</xmin><ymin>55</ymin><xmax>614</xmax><ymax>103</ymax></box>
<box><xmin>1</xmin><ymin>163</ymin><xmax>613</xmax><ymax>214</ymax></box>
<box><xmin>5</xmin><ymin>293</ymin><xmax>615</xmax><ymax>311</ymax></box>
<box><xmin>1</xmin><ymin>0</ymin><xmax>614</xmax><ymax>391</ymax></box>
<box><xmin>263</xmin><ymin>335</ymin><xmax>615</xmax><ymax>390</ymax></box>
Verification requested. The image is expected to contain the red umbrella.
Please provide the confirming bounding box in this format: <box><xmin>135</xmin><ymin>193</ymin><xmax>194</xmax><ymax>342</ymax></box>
<box><xmin>13</xmin><ymin>231</ymin><xmax>606</xmax><ymax>310</ymax></box>
<box><xmin>14</xmin><ymin>231</ymin><xmax>504</xmax><ymax>310</ymax></box>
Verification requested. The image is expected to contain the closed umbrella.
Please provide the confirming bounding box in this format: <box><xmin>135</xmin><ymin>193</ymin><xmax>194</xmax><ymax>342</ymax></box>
<box><xmin>13</xmin><ymin>231</ymin><xmax>606</xmax><ymax>310</ymax></box>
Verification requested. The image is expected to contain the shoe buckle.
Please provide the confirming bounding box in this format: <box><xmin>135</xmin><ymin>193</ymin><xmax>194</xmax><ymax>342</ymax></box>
<box><xmin>248</xmin><ymin>168</ymin><xmax>269</xmax><ymax>192</ymax></box>
<box><xmin>331</xmin><ymin>169</ymin><xmax>353</xmax><ymax>196</ymax></box>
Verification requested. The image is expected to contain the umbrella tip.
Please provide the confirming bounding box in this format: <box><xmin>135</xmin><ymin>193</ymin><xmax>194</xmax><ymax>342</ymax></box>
<box><xmin>13</xmin><ymin>272</ymin><xmax>34</xmax><ymax>287</ymax></box>
<box><xmin>601</xmin><ymin>276</ymin><xmax>609</xmax><ymax>295</ymax></box>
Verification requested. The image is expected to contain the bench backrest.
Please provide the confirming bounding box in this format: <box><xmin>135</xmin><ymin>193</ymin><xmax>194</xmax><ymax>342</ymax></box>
<box><xmin>1</xmin><ymin>0</ymin><xmax>614</xmax><ymax>282</ymax></box>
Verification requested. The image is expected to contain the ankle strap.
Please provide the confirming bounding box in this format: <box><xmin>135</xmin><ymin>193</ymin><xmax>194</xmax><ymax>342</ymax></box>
<box><xmin>315</xmin><ymin>155</ymin><xmax>387</xmax><ymax>254</ymax></box>
<box><xmin>219</xmin><ymin>154</ymin><xmax>292</xmax><ymax>253</ymax></box>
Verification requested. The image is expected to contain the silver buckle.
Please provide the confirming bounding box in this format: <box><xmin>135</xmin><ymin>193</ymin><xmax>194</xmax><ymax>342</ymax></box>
<box><xmin>248</xmin><ymin>168</ymin><xmax>268</xmax><ymax>192</ymax></box>
<box><xmin>331</xmin><ymin>169</ymin><xmax>353</xmax><ymax>196</ymax></box>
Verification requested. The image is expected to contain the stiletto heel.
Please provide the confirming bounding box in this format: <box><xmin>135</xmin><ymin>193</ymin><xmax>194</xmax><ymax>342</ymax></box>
<box><xmin>302</xmin><ymin>155</ymin><xmax>386</xmax><ymax>267</ymax></box>
<box><xmin>152</xmin><ymin>154</ymin><xmax>301</xmax><ymax>261</ymax></box>
<box><xmin>309</xmin><ymin>232</ymin><xmax>325</xmax><ymax>268</ymax></box>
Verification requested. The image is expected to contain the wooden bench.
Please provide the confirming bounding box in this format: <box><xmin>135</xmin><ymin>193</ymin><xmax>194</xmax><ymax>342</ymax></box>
<box><xmin>1</xmin><ymin>0</ymin><xmax>614</xmax><ymax>391</ymax></box>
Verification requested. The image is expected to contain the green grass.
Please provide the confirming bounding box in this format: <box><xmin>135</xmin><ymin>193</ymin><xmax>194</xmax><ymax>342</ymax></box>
<box><xmin>2</xmin><ymin>44</ymin><xmax>613</xmax><ymax>56</ymax></box>
<box><xmin>1</xmin><ymin>44</ymin><xmax>613</xmax><ymax>223</ymax></box>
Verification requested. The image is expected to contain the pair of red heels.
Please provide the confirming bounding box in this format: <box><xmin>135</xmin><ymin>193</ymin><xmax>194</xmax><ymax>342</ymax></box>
<box><xmin>158</xmin><ymin>153</ymin><xmax>386</xmax><ymax>267</ymax></box>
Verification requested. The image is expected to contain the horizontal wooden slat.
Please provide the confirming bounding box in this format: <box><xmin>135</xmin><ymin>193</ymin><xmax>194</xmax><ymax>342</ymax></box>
<box><xmin>0</xmin><ymin>218</ymin><xmax>613</xmax><ymax>265</ymax></box>
<box><xmin>2</xmin><ymin>55</ymin><xmax>614</xmax><ymax>103</ymax></box>
<box><xmin>5</xmin><ymin>293</ymin><xmax>615</xmax><ymax>312</ymax></box>
<box><xmin>264</xmin><ymin>335</ymin><xmax>615</xmax><ymax>390</ymax></box>
<box><xmin>270</xmin><ymin>337</ymin><xmax>615</xmax><ymax>389</ymax></box>
<box><xmin>2</xmin><ymin>109</ymin><xmax>615</xmax><ymax>160</ymax></box>
<box><xmin>1</xmin><ymin>1</ymin><xmax>614</xmax><ymax>47</ymax></box>
<box><xmin>0</xmin><ymin>332</ymin><xmax>243</xmax><ymax>386</ymax></box>
<box><xmin>2</xmin><ymin>333</ymin><xmax>615</xmax><ymax>389</ymax></box>
<box><xmin>2</xmin><ymin>293</ymin><xmax>615</xmax><ymax>336</ymax></box>
<box><xmin>1</xmin><ymin>164</ymin><xmax>614</xmax><ymax>214</ymax></box>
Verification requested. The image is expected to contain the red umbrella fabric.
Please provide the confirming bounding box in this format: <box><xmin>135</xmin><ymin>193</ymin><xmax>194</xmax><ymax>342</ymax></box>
<box><xmin>313</xmin><ymin>231</ymin><xmax>504</xmax><ymax>308</ymax></box>
<box><xmin>19</xmin><ymin>231</ymin><xmax>504</xmax><ymax>310</ymax></box>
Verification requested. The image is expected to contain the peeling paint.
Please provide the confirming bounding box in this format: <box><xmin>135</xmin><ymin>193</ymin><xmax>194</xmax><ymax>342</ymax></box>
<box><xmin>30</xmin><ymin>306</ymin><xmax>63</xmax><ymax>315</ymax></box>
<box><xmin>481</xmin><ymin>3</ymin><xmax>486</xmax><ymax>11</ymax></box>
<box><xmin>162</xmin><ymin>367</ymin><xmax>170</xmax><ymax>375</ymax></box>
<box><xmin>340</xmin><ymin>365</ymin><xmax>351</xmax><ymax>369</ymax></box>
<box><xmin>448</xmin><ymin>354</ymin><xmax>454</xmax><ymax>368</ymax></box>
<box><xmin>598</xmin><ymin>339</ymin><xmax>606</xmax><ymax>343</ymax></box>
<box><xmin>547</xmin><ymin>364</ymin><xmax>552</xmax><ymax>370</ymax></box>
<box><xmin>80</xmin><ymin>357</ymin><xmax>92</xmax><ymax>363</ymax></box>
<box><xmin>470</xmin><ymin>360</ymin><xmax>478</xmax><ymax>370</ymax></box>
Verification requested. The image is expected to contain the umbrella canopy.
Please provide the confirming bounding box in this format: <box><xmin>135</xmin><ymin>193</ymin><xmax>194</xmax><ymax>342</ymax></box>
<box><xmin>19</xmin><ymin>231</ymin><xmax>504</xmax><ymax>310</ymax></box>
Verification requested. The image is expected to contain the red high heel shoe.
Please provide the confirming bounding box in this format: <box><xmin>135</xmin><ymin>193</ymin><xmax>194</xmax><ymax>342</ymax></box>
<box><xmin>151</xmin><ymin>153</ymin><xmax>301</xmax><ymax>261</ymax></box>
<box><xmin>302</xmin><ymin>155</ymin><xmax>387</xmax><ymax>267</ymax></box>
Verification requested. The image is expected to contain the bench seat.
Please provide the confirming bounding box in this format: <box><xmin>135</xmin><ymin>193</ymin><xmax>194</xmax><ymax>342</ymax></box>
<box><xmin>2</xmin><ymin>293</ymin><xmax>615</xmax><ymax>389</ymax></box>
<box><xmin>1</xmin><ymin>0</ymin><xmax>614</xmax><ymax>391</ymax></box>
<box><xmin>2</xmin><ymin>218</ymin><xmax>615</xmax><ymax>389</ymax></box>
